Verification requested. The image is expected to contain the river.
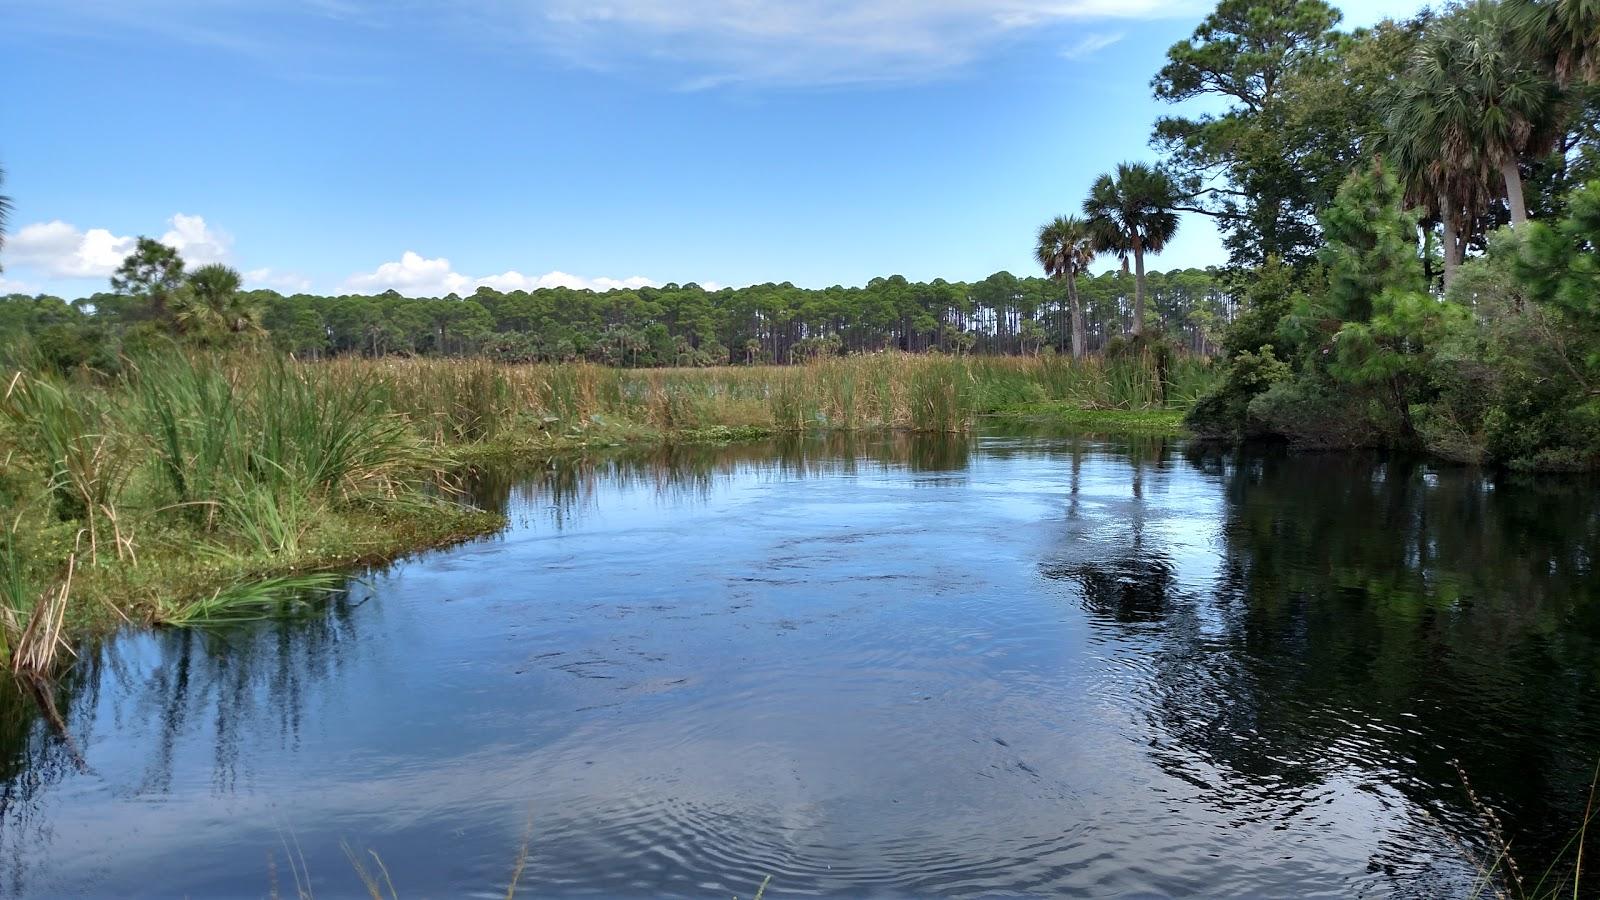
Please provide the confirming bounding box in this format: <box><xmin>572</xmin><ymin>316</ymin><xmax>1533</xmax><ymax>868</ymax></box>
<box><xmin>1</xmin><ymin>431</ymin><xmax>1596</xmax><ymax>898</ymax></box>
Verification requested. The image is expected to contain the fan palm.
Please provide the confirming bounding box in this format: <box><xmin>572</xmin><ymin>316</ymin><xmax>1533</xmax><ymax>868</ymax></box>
<box><xmin>1380</xmin><ymin>123</ymin><xmax>1490</xmax><ymax>290</ymax></box>
<box><xmin>1035</xmin><ymin>216</ymin><xmax>1096</xmax><ymax>358</ymax></box>
<box><xmin>1393</xmin><ymin>1</ymin><xmax>1556</xmax><ymax>230</ymax></box>
<box><xmin>175</xmin><ymin>264</ymin><xmax>264</xmax><ymax>343</ymax></box>
<box><xmin>1082</xmin><ymin>163</ymin><xmax>1180</xmax><ymax>337</ymax></box>
<box><xmin>1507</xmin><ymin>0</ymin><xmax>1600</xmax><ymax>86</ymax></box>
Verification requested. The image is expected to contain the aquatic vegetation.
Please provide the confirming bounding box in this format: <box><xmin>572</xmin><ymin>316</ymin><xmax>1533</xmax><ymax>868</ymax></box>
<box><xmin>363</xmin><ymin>351</ymin><xmax>1214</xmax><ymax>449</ymax></box>
<box><xmin>0</xmin><ymin>349</ymin><xmax>1216</xmax><ymax>653</ymax></box>
<box><xmin>0</xmin><ymin>541</ymin><xmax>73</xmax><ymax>676</ymax></box>
<box><xmin>1458</xmin><ymin>759</ymin><xmax>1597</xmax><ymax>900</ymax></box>
<box><xmin>267</xmin><ymin>827</ymin><xmax>761</xmax><ymax>900</ymax></box>
<box><xmin>1</xmin><ymin>372</ymin><xmax>135</xmax><ymax>561</ymax></box>
<box><xmin>154</xmin><ymin>573</ymin><xmax>347</xmax><ymax>628</ymax></box>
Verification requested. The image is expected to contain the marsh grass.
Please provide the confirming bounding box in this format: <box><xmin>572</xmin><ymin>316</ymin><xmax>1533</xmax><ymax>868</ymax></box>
<box><xmin>363</xmin><ymin>351</ymin><xmax>1214</xmax><ymax>450</ymax></box>
<box><xmin>1</xmin><ymin>372</ymin><xmax>135</xmax><ymax>562</ymax></box>
<box><xmin>156</xmin><ymin>573</ymin><xmax>347</xmax><ymax>627</ymax></box>
<box><xmin>132</xmin><ymin>356</ymin><xmax>437</xmax><ymax>521</ymax></box>
<box><xmin>1459</xmin><ymin>758</ymin><xmax>1598</xmax><ymax>900</ymax></box>
<box><xmin>0</xmin><ymin>348</ymin><xmax>1215</xmax><ymax>651</ymax></box>
<box><xmin>0</xmin><ymin>352</ymin><xmax>501</xmax><ymax>652</ymax></box>
<box><xmin>0</xmin><ymin>539</ymin><xmax>75</xmax><ymax>675</ymax></box>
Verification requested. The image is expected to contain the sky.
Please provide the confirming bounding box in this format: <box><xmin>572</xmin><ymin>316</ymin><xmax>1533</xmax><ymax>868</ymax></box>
<box><xmin>1</xmin><ymin>0</ymin><xmax>1426</xmax><ymax>299</ymax></box>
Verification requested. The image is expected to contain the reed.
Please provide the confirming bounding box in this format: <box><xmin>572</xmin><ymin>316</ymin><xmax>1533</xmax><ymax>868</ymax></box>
<box><xmin>0</xmin><ymin>349</ymin><xmax>1218</xmax><ymax>645</ymax></box>
<box><xmin>128</xmin><ymin>355</ymin><xmax>440</xmax><ymax>540</ymax></box>
<box><xmin>1458</xmin><ymin>758</ymin><xmax>1598</xmax><ymax>900</ymax></box>
<box><xmin>0</xmin><ymin>372</ymin><xmax>134</xmax><ymax>561</ymax></box>
<box><xmin>7</xmin><ymin>554</ymin><xmax>74</xmax><ymax>675</ymax></box>
<box><xmin>155</xmin><ymin>573</ymin><xmax>347</xmax><ymax>627</ymax></box>
<box><xmin>0</xmin><ymin>500</ymin><xmax>77</xmax><ymax>675</ymax></box>
<box><xmin>349</xmin><ymin>351</ymin><xmax>1215</xmax><ymax>445</ymax></box>
<box><xmin>268</xmin><ymin>832</ymin><xmax>767</xmax><ymax>900</ymax></box>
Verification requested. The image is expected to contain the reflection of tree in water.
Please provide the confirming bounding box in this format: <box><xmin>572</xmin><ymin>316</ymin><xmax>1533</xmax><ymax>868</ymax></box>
<box><xmin>1050</xmin><ymin>442</ymin><xmax>1600</xmax><ymax>893</ymax></box>
<box><xmin>1049</xmin><ymin>554</ymin><xmax>1179</xmax><ymax>624</ymax></box>
<box><xmin>0</xmin><ymin>662</ymin><xmax>103</xmax><ymax>896</ymax></box>
<box><xmin>1040</xmin><ymin>433</ymin><xmax>1179</xmax><ymax>625</ymax></box>
<box><xmin>460</xmin><ymin>431</ymin><xmax>974</xmax><ymax>531</ymax></box>
<box><xmin>0</xmin><ymin>585</ymin><xmax>370</xmax><ymax>895</ymax></box>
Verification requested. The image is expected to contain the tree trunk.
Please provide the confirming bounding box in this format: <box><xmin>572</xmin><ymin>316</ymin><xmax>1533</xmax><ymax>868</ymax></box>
<box><xmin>1440</xmin><ymin>193</ymin><xmax>1462</xmax><ymax>292</ymax></box>
<box><xmin>1131</xmin><ymin>243</ymin><xmax>1147</xmax><ymax>337</ymax></box>
<box><xmin>1422</xmin><ymin>223</ymin><xmax>1435</xmax><ymax>289</ymax></box>
<box><xmin>1502</xmin><ymin>159</ymin><xmax>1528</xmax><ymax>226</ymax></box>
<box><xmin>1068</xmin><ymin>275</ymin><xmax>1086</xmax><ymax>359</ymax></box>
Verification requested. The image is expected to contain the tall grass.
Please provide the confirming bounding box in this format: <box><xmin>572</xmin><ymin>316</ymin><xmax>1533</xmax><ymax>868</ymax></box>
<box><xmin>0</xmin><ymin>351</ymin><xmax>484</xmax><ymax>654</ymax></box>
<box><xmin>268</xmin><ymin>831</ymin><xmax>767</xmax><ymax>900</ymax></box>
<box><xmin>0</xmin><ymin>518</ymin><xmax>76</xmax><ymax>676</ymax></box>
<box><xmin>129</xmin><ymin>355</ymin><xmax>439</xmax><ymax>553</ymax></box>
<box><xmin>1</xmin><ymin>372</ymin><xmax>135</xmax><ymax>561</ymax></box>
<box><xmin>355</xmin><ymin>351</ymin><xmax>1217</xmax><ymax>444</ymax></box>
<box><xmin>1458</xmin><ymin>758</ymin><xmax>1597</xmax><ymax>900</ymax></box>
<box><xmin>155</xmin><ymin>573</ymin><xmax>347</xmax><ymax>627</ymax></box>
<box><xmin>0</xmin><ymin>348</ymin><xmax>1217</xmax><ymax>654</ymax></box>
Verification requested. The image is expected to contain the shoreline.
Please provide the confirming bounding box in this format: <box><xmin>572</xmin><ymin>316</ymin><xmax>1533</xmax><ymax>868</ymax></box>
<box><xmin>63</xmin><ymin>409</ymin><xmax>1195</xmax><ymax>639</ymax></box>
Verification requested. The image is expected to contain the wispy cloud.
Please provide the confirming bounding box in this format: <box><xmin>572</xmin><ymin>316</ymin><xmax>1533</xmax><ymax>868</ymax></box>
<box><xmin>16</xmin><ymin>1</ymin><xmax>1200</xmax><ymax>88</ymax></box>
<box><xmin>521</xmin><ymin>1</ymin><xmax>1196</xmax><ymax>88</ymax></box>
<box><xmin>1060</xmin><ymin>31</ymin><xmax>1124</xmax><ymax>60</ymax></box>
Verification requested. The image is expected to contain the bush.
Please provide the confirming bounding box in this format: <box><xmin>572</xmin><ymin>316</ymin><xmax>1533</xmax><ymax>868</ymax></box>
<box><xmin>1184</xmin><ymin>346</ymin><xmax>1292</xmax><ymax>438</ymax></box>
<box><xmin>1246</xmin><ymin>376</ymin><xmax>1393</xmax><ymax>449</ymax></box>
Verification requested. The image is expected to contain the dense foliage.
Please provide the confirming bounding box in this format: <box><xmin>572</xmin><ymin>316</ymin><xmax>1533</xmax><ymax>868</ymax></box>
<box><xmin>0</xmin><ymin>266</ymin><xmax>1229</xmax><ymax>369</ymax></box>
<box><xmin>1133</xmin><ymin>0</ymin><xmax>1600</xmax><ymax>471</ymax></box>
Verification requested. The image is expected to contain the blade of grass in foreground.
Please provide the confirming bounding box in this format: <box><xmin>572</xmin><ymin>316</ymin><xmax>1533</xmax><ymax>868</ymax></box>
<box><xmin>157</xmin><ymin>573</ymin><xmax>347</xmax><ymax>627</ymax></box>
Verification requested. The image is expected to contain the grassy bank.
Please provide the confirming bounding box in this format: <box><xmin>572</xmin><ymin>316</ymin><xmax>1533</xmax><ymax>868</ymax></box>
<box><xmin>356</xmin><ymin>351</ymin><xmax>1216</xmax><ymax>455</ymax></box>
<box><xmin>0</xmin><ymin>354</ymin><xmax>505</xmax><ymax>670</ymax></box>
<box><xmin>0</xmin><ymin>350</ymin><xmax>1216</xmax><ymax>670</ymax></box>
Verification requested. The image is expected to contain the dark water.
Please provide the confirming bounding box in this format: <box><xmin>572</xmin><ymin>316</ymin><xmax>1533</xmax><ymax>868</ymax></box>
<box><xmin>2</xmin><ymin>432</ymin><xmax>1597</xmax><ymax>899</ymax></box>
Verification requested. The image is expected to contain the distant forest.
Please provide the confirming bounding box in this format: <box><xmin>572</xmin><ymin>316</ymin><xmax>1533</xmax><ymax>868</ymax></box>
<box><xmin>0</xmin><ymin>268</ymin><xmax>1225</xmax><ymax>369</ymax></box>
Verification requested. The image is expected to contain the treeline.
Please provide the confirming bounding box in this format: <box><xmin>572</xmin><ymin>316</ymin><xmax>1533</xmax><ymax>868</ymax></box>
<box><xmin>1053</xmin><ymin>0</ymin><xmax>1599</xmax><ymax>471</ymax></box>
<box><xmin>0</xmin><ymin>266</ymin><xmax>1227</xmax><ymax>370</ymax></box>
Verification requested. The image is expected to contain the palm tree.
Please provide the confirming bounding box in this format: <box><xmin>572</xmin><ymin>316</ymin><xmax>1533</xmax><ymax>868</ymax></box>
<box><xmin>1392</xmin><ymin>1</ymin><xmax>1556</xmax><ymax>231</ymax></box>
<box><xmin>1035</xmin><ymin>216</ymin><xmax>1095</xmax><ymax>358</ymax></box>
<box><xmin>1082</xmin><ymin>163</ymin><xmax>1180</xmax><ymax>337</ymax></box>
<box><xmin>1508</xmin><ymin>0</ymin><xmax>1600</xmax><ymax>87</ymax></box>
<box><xmin>175</xmin><ymin>264</ymin><xmax>263</xmax><ymax>342</ymax></box>
<box><xmin>0</xmin><ymin>166</ymin><xmax>11</xmax><ymax>270</ymax></box>
<box><xmin>1381</xmin><ymin>123</ymin><xmax>1488</xmax><ymax>290</ymax></box>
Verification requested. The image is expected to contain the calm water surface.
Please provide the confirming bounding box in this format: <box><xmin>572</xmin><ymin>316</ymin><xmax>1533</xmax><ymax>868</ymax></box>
<box><xmin>2</xmin><ymin>432</ymin><xmax>1597</xmax><ymax>898</ymax></box>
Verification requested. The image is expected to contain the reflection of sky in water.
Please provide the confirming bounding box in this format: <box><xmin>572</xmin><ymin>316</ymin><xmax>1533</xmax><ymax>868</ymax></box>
<box><xmin>0</xmin><ymin>433</ymin><xmax>1595</xmax><ymax>898</ymax></box>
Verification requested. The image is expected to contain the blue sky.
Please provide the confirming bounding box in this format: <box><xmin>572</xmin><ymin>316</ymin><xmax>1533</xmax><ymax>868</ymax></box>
<box><xmin>2</xmin><ymin>0</ymin><xmax>1423</xmax><ymax>298</ymax></box>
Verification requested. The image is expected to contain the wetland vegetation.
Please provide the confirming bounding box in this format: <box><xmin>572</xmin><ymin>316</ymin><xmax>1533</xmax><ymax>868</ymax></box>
<box><xmin>0</xmin><ymin>0</ymin><xmax>1597</xmax><ymax>895</ymax></box>
<box><xmin>0</xmin><ymin>347</ymin><xmax>1215</xmax><ymax>672</ymax></box>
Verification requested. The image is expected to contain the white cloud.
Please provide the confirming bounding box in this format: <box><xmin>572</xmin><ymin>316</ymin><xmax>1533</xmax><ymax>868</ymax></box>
<box><xmin>8</xmin><ymin>220</ymin><xmax>137</xmax><ymax>279</ymax></box>
<box><xmin>523</xmin><ymin>0</ymin><xmax>1201</xmax><ymax>87</ymax></box>
<box><xmin>245</xmin><ymin>267</ymin><xmax>313</xmax><ymax>293</ymax></box>
<box><xmin>342</xmin><ymin>251</ymin><xmax>471</xmax><ymax>296</ymax></box>
<box><xmin>342</xmin><ymin>251</ymin><xmax>665</xmax><ymax>297</ymax></box>
<box><xmin>160</xmin><ymin>213</ymin><xmax>233</xmax><ymax>265</ymax></box>
<box><xmin>1061</xmin><ymin>31</ymin><xmax>1123</xmax><ymax>60</ymax></box>
<box><xmin>5</xmin><ymin>213</ymin><xmax>232</xmax><ymax>282</ymax></box>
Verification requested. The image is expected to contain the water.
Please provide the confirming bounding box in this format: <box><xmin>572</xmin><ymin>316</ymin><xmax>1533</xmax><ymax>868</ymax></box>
<box><xmin>2</xmin><ymin>431</ymin><xmax>1597</xmax><ymax>898</ymax></box>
